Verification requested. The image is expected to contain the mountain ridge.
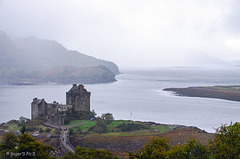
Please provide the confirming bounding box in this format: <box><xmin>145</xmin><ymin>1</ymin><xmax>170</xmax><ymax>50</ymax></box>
<box><xmin>0</xmin><ymin>31</ymin><xmax>119</xmax><ymax>84</ymax></box>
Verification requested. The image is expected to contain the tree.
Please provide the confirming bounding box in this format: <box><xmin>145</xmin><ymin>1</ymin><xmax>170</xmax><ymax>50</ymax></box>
<box><xmin>101</xmin><ymin>113</ymin><xmax>114</xmax><ymax>125</ymax></box>
<box><xmin>64</xmin><ymin>146</ymin><xmax>119</xmax><ymax>159</ymax></box>
<box><xmin>167</xmin><ymin>144</ymin><xmax>186</xmax><ymax>159</ymax></box>
<box><xmin>89</xmin><ymin>117</ymin><xmax>107</xmax><ymax>133</ymax></box>
<box><xmin>129</xmin><ymin>137</ymin><xmax>209</xmax><ymax>159</ymax></box>
<box><xmin>91</xmin><ymin>109</ymin><xmax>97</xmax><ymax>118</ymax></box>
<box><xmin>0</xmin><ymin>132</ymin><xmax>56</xmax><ymax>159</ymax></box>
<box><xmin>129</xmin><ymin>137</ymin><xmax>170</xmax><ymax>159</ymax></box>
<box><xmin>182</xmin><ymin>139</ymin><xmax>209</xmax><ymax>159</ymax></box>
<box><xmin>18</xmin><ymin>132</ymin><xmax>55</xmax><ymax>159</ymax></box>
<box><xmin>210</xmin><ymin>122</ymin><xmax>240</xmax><ymax>158</ymax></box>
<box><xmin>19</xmin><ymin>116</ymin><xmax>30</xmax><ymax>126</ymax></box>
<box><xmin>130</xmin><ymin>122</ymin><xmax>240</xmax><ymax>158</ymax></box>
<box><xmin>20</xmin><ymin>124</ymin><xmax>27</xmax><ymax>134</ymax></box>
<box><xmin>0</xmin><ymin>133</ymin><xmax>18</xmax><ymax>158</ymax></box>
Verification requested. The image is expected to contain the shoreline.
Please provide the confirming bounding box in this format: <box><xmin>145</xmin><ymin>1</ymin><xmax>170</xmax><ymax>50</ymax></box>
<box><xmin>163</xmin><ymin>86</ymin><xmax>240</xmax><ymax>102</ymax></box>
<box><xmin>0</xmin><ymin>79</ymin><xmax>117</xmax><ymax>86</ymax></box>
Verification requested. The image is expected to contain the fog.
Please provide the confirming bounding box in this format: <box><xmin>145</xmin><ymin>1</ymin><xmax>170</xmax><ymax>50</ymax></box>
<box><xmin>0</xmin><ymin>0</ymin><xmax>240</xmax><ymax>68</ymax></box>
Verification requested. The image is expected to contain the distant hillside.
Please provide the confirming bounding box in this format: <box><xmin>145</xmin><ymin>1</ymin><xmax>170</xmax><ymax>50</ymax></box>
<box><xmin>0</xmin><ymin>31</ymin><xmax>119</xmax><ymax>84</ymax></box>
<box><xmin>184</xmin><ymin>52</ymin><xmax>228</xmax><ymax>67</ymax></box>
<box><xmin>228</xmin><ymin>59</ymin><xmax>240</xmax><ymax>67</ymax></box>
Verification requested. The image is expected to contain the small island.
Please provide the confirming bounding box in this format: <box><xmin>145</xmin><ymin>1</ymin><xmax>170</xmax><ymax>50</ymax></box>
<box><xmin>0</xmin><ymin>84</ymin><xmax>213</xmax><ymax>158</ymax></box>
<box><xmin>164</xmin><ymin>85</ymin><xmax>240</xmax><ymax>102</ymax></box>
<box><xmin>1</xmin><ymin>84</ymin><xmax>240</xmax><ymax>158</ymax></box>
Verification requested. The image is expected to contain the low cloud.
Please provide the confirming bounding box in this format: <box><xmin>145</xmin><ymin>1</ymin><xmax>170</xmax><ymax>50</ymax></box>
<box><xmin>0</xmin><ymin>0</ymin><xmax>239</xmax><ymax>67</ymax></box>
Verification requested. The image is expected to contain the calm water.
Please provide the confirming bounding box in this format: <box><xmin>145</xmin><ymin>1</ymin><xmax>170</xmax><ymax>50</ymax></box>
<box><xmin>0</xmin><ymin>67</ymin><xmax>240</xmax><ymax>133</ymax></box>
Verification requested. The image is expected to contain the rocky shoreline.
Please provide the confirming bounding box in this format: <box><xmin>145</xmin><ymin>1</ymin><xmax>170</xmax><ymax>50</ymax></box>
<box><xmin>163</xmin><ymin>86</ymin><xmax>240</xmax><ymax>102</ymax></box>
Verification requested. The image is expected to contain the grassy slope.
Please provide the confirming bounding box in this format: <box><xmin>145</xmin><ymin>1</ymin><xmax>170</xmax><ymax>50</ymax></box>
<box><xmin>206</xmin><ymin>85</ymin><xmax>240</xmax><ymax>92</ymax></box>
<box><xmin>69</xmin><ymin>120</ymin><xmax>172</xmax><ymax>137</ymax></box>
<box><xmin>4</xmin><ymin>120</ymin><xmax>60</xmax><ymax>135</ymax></box>
<box><xmin>1</xmin><ymin>119</ymin><xmax>213</xmax><ymax>158</ymax></box>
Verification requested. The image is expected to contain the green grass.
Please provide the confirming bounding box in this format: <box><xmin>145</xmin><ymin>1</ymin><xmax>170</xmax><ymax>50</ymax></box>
<box><xmin>6</xmin><ymin>119</ymin><xmax>171</xmax><ymax>138</ymax></box>
<box><xmin>71</xmin><ymin>120</ymin><xmax>171</xmax><ymax>137</ymax></box>
<box><xmin>7</xmin><ymin>123</ymin><xmax>21</xmax><ymax>132</ymax></box>
<box><xmin>150</xmin><ymin>125</ymin><xmax>170</xmax><ymax>133</ymax></box>
<box><xmin>207</xmin><ymin>86</ymin><xmax>240</xmax><ymax>92</ymax></box>
<box><xmin>72</xmin><ymin>120</ymin><xmax>97</xmax><ymax>132</ymax></box>
<box><xmin>109</xmin><ymin>120</ymin><xmax>127</xmax><ymax>126</ymax></box>
<box><xmin>106</xmin><ymin>120</ymin><xmax>128</xmax><ymax>132</ymax></box>
<box><xmin>64</xmin><ymin>120</ymin><xmax>90</xmax><ymax>126</ymax></box>
<box><xmin>84</xmin><ymin>128</ymin><xmax>170</xmax><ymax>138</ymax></box>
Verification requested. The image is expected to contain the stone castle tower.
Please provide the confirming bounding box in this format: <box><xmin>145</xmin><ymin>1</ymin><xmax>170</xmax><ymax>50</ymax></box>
<box><xmin>31</xmin><ymin>98</ymin><xmax>48</xmax><ymax>119</ymax></box>
<box><xmin>31</xmin><ymin>84</ymin><xmax>90</xmax><ymax>125</ymax></box>
<box><xmin>66</xmin><ymin>84</ymin><xmax>91</xmax><ymax>112</ymax></box>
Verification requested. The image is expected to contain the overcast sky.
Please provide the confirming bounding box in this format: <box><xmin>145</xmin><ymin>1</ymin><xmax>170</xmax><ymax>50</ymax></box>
<box><xmin>0</xmin><ymin>0</ymin><xmax>240</xmax><ymax>68</ymax></box>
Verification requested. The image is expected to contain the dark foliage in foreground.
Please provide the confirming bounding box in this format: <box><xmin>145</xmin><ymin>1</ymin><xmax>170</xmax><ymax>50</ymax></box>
<box><xmin>64</xmin><ymin>146</ymin><xmax>119</xmax><ymax>159</ymax></box>
<box><xmin>130</xmin><ymin>122</ymin><xmax>240</xmax><ymax>159</ymax></box>
<box><xmin>0</xmin><ymin>132</ymin><xmax>55</xmax><ymax>159</ymax></box>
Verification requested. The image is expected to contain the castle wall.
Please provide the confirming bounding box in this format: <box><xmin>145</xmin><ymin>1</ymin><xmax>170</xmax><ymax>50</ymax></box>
<box><xmin>51</xmin><ymin>111</ymin><xmax>66</xmax><ymax>125</ymax></box>
<box><xmin>47</xmin><ymin>104</ymin><xmax>52</xmax><ymax>116</ymax></box>
<box><xmin>38</xmin><ymin>101</ymin><xmax>47</xmax><ymax>117</ymax></box>
<box><xmin>31</xmin><ymin>104</ymin><xmax>38</xmax><ymax>120</ymax></box>
<box><xmin>75</xmin><ymin>96</ymin><xmax>90</xmax><ymax>112</ymax></box>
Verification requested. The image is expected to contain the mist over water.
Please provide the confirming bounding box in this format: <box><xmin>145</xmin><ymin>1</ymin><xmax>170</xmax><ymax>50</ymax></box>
<box><xmin>0</xmin><ymin>67</ymin><xmax>240</xmax><ymax>133</ymax></box>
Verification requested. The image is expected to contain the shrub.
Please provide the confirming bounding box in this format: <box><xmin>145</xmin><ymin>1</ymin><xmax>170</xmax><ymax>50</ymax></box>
<box><xmin>130</xmin><ymin>122</ymin><xmax>240</xmax><ymax>159</ymax></box>
<box><xmin>39</xmin><ymin>128</ymin><xmax>44</xmax><ymax>133</ymax></box>
<box><xmin>101</xmin><ymin>113</ymin><xmax>114</xmax><ymax>125</ymax></box>
<box><xmin>64</xmin><ymin>146</ymin><xmax>119</xmax><ymax>159</ymax></box>
<box><xmin>183</xmin><ymin>139</ymin><xmax>209</xmax><ymax>159</ymax></box>
<box><xmin>0</xmin><ymin>132</ymin><xmax>55</xmax><ymax>159</ymax></box>
<box><xmin>76</xmin><ymin>127</ymin><xmax>82</xmax><ymax>134</ymax></box>
<box><xmin>117</xmin><ymin>122</ymin><xmax>148</xmax><ymax>132</ymax></box>
<box><xmin>210</xmin><ymin>122</ymin><xmax>240</xmax><ymax>158</ymax></box>
<box><xmin>7</xmin><ymin>120</ymin><xmax>20</xmax><ymax>125</ymax></box>
<box><xmin>129</xmin><ymin>137</ymin><xmax>170</xmax><ymax>159</ymax></box>
<box><xmin>25</xmin><ymin>126</ymin><xmax>35</xmax><ymax>131</ymax></box>
<box><xmin>69</xmin><ymin>128</ymin><xmax>74</xmax><ymax>135</ymax></box>
<box><xmin>88</xmin><ymin>118</ymin><xmax>107</xmax><ymax>133</ymax></box>
<box><xmin>45</xmin><ymin>128</ymin><xmax>51</xmax><ymax>132</ymax></box>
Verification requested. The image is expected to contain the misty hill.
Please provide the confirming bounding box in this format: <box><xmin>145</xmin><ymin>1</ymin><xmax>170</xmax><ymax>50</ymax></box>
<box><xmin>0</xmin><ymin>31</ymin><xmax>119</xmax><ymax>84</ymax></box>
<box><xmin>184</xmin><ymin>53</ymin><xmax>228</xmax><ymax>67</ymax></box>
<box><xmin>228</xmin><ymin>59</ymin><xmax>240</xmax><ymax>67</ymax></box>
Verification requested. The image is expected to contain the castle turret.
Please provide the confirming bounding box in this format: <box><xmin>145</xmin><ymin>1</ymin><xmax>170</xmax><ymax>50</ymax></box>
<box><xmin>66</xmin><ymin>84</ymin><xmax>91</xmax><ymax>112</ymax></box>
<box><xmin>31</xmin><ymin>98</ymin><xmax>47</xmax><ymax>120</ymax></box>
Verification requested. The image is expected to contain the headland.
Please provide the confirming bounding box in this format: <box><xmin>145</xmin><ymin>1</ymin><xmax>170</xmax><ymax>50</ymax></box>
<box><xmin>164</xmin><ymin>85</ymin><xmax>240</xmax><ymax>102</ymax></box>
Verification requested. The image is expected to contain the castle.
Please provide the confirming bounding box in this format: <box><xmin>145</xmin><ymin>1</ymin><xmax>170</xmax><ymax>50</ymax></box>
<box><xmin>31</xmin><ymin>84</ymin><xmax>91</xmax><ymax>125</ymax></box>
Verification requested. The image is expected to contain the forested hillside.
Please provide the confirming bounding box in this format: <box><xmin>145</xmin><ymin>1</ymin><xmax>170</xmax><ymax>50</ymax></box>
<box><xmin>0</xmin><ymin>31</ymin><xmax>119</xmax><ymax>84</ymax></box>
